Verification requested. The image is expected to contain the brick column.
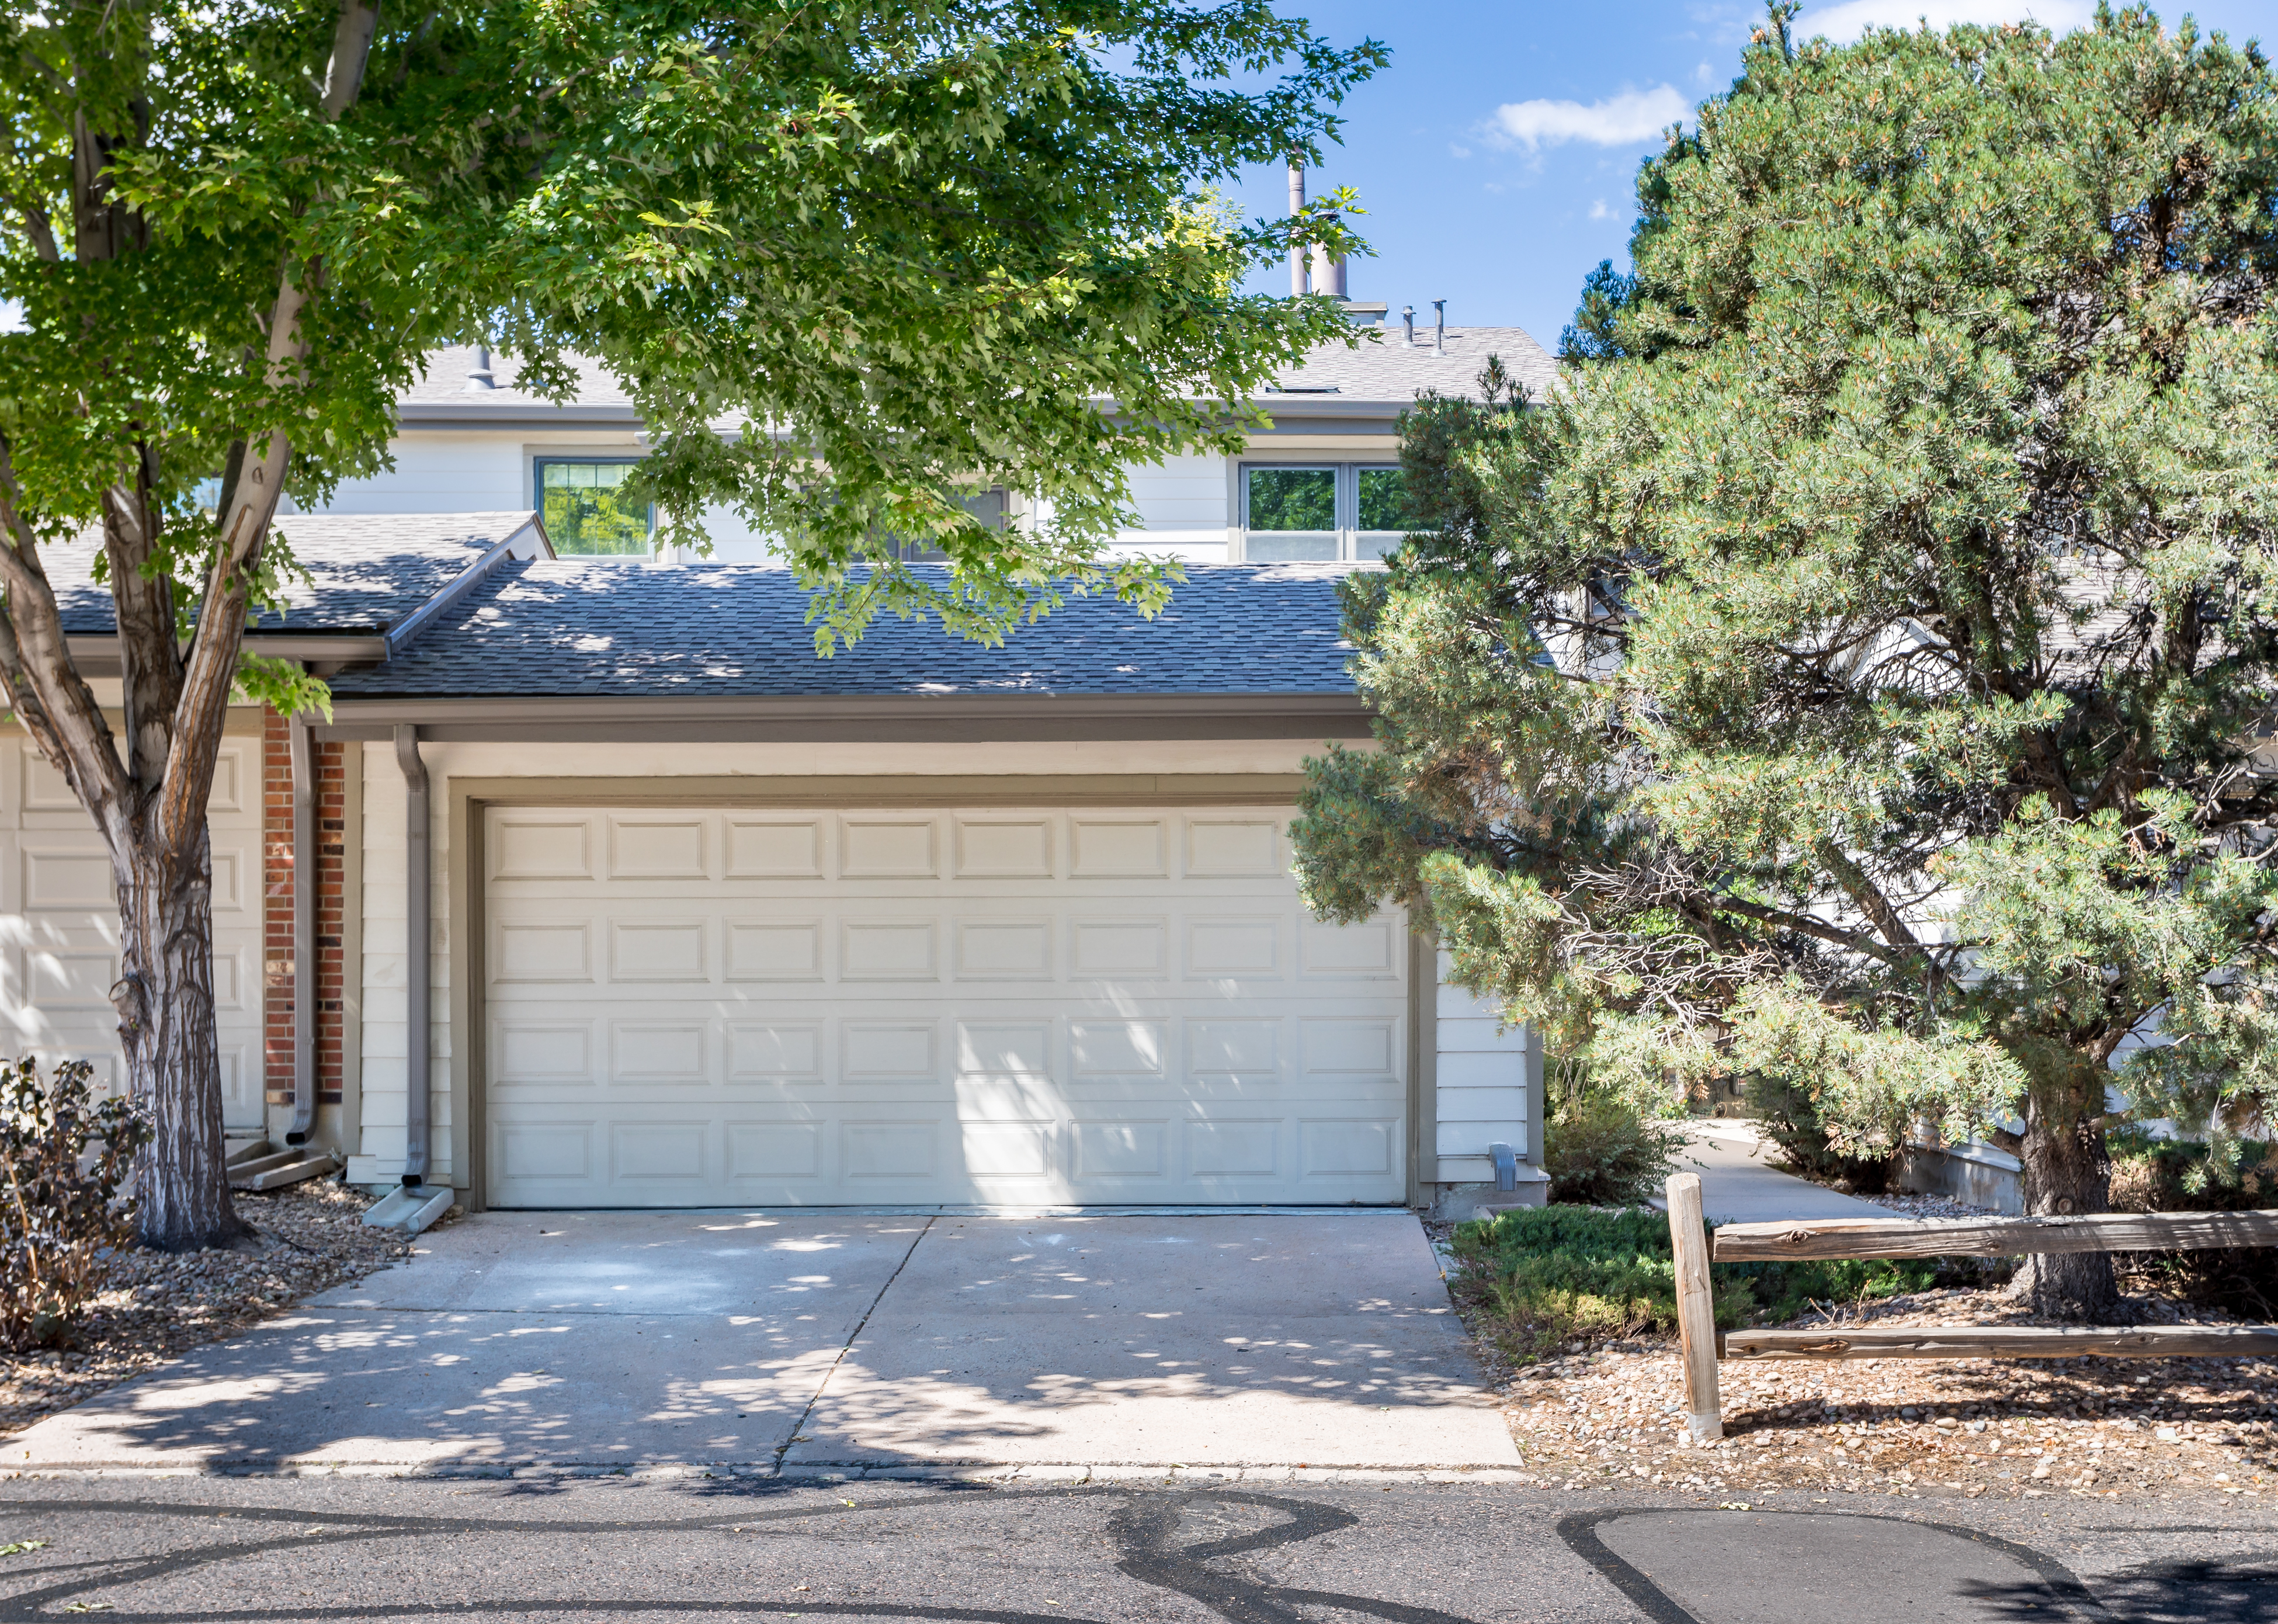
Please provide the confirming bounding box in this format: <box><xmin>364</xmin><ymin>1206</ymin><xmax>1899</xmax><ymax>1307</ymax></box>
<box><xmin>262</xmin><ymin>709</ymin><xmax>293</xmax><ymax>1115</ymax></box>
<box><xmin>262</xmin><ymin>714</ymin><xmax>350</xmax><ymax>1129</ymax></box>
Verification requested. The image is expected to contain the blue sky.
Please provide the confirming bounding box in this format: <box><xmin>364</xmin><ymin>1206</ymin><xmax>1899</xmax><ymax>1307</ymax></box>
<box><xmin>1231</xmin><ymin>0</ymin><xmax>2278</xmax><ymax>350</ymax></box>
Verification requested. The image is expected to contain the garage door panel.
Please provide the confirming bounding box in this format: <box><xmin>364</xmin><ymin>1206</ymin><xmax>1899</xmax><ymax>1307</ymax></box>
<box><xmin>1300</xmin><ymin>1118</ymin><xmax>1398</xmax><ymax>1178</ymax></box>
<box><xmin>610</xmin><ymin>1121</ymin><xmax>710</xmax><ymax>1183</ymax></box>
<box><xmin>609</xmin><ymin>1021</ymin><xmax>709</xmax><ymax>1084</ymax></box>
<box><xmin>494</xmin><ymin>1019</ymin><xmax>595</xmax><ymax>1085</ymax></box>
<box><xmin>839</xmin><ymin>817</ymin><xmax>937</xmax><ymax>878</ymax></box>
<box><xmin>842</xmin><ymin>1119</ymin><xmax>939</xmax><ymax>1179</ymax></box>
<box><xmin>725</xmin><ymin>817</ymin><xmax>827</xmax><ymax>879</ymax></box>
<box><xmin>1069</xmin><ymin>917</ymin><xmax>1166</xmax><ymax>975</ymax></box>
<box><xmin>726</xmin><ymin>1021</ymin><xmax>824</xmax><ymax>1082</ymax></box>
<box><xmin>725</xmin><ymin>919</ymin><xmax>823</xmax><ymax>981</ymax></box>
<box><xmin>607</xmin><ymin>816</ymin><xmax>709</xmax><ymax>881</ymax></box>
<box><xmin>1184</xmin><ymin>916</ymin><xmax>1281</xmax><ymax>978</ymax></box>
<box><xmin>727</xmin><ymin>1120</ymin><xmax>823</xmax><ymax>1181</ymax></box>
<box><xmin>484</xmin><ymin>803</ymin><xmax>1406</xmax><ymax>1207</ymax></box>
<box><xmin>1301</xmin><ymin>916</ymin><xmax>1400</xmax><ymax>977</ymax></box>
<box><xmin>953</xmin><ymin>917</ymin><xmax>1053</xmax><ymax>980</ymax></box>
<box><xmin>841</xmin><ymin>1021</ymin><xmax>937</xmax><ymax>1081</ymax></box>
<box><xmin>954</xmin><ymin>818</ymin><xmax>1053</xmax><ymax>879</ymax></box>
<box><xmin>839</xmin><ymin>918</ymin><xmax>936</xmax><ymax>980</ymax></box>
<box><xmin>1069</xmin><ymin>818</ymin><xmax>1166</xmax><ymax>878</ymax></box>
<box><xmin>491</xmin><ymin>816</ymin><xmax>596</xmax><ymax>882</ymax></box>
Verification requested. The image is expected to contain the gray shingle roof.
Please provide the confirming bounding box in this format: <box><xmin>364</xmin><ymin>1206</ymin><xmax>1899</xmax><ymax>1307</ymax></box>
<box><xmin>1272</xmin><ymin>324</ymin><xmax>1560</xmax><ymax>406</ymax></box>
<box><xmin>52</xmin><ymin>512</ymin><xmax>540</xmax><ymax>636</ymax></box>
<box><xmin>400</xmin><ymin>323</ymin><xmax>1560</xmax><ymax>424</ymax></box>
<box><xmin>328</xmin><ymin>561</ymin><xmax>1361</xmax><ymax>699</ymax></box>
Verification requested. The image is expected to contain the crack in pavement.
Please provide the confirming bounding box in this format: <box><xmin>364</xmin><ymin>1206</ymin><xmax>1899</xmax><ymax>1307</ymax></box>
<box><xmin>0</xmin><ymin>1486</ymin><xmax>1480</xmax><ymax>1623</ymax></box>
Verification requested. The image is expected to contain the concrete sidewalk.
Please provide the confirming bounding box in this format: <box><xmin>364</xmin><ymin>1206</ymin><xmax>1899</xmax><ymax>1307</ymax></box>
<box><xmin>6</xmin><ymin>1210</ymin><xmax>1520</xmax><ymax>1476</ymax></box>
<box><xmin>1664</xmin><ymin>1122</ymin><xmax>1890</xmax><ymax>1224</ymax></box>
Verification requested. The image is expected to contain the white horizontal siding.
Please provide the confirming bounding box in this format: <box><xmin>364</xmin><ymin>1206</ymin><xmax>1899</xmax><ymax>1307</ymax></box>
<box><xmin>301</xmin><ymin>438</ymin><xmax>527</xmax><ymax>515</ymax></box>
<box><xmin>1113</xmin><ymin>453</ymin><xmax>1230</xmax><ymax>562</ymax></box>
<box><xmin>1435</xmin><ymin>952</ymin><xmax>1535</xmax><ymax>1166</ymax></box>
<box><xmin>346</xmin><ymin>740</ymin><xmax>454</xmax><ymax>1187</ymax></box>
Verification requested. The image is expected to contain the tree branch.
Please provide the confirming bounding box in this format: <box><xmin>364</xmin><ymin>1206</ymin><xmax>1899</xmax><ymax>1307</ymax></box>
<box><xmin>162</xmin><ymin>0</ymin><xmax>381</xmax><ymax>859</ymax></box>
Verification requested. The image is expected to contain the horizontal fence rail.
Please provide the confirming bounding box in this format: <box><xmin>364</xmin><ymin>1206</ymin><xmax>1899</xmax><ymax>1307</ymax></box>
<box><xmin>1723</xmin><ymin>1324</ymin><xmax>2278</xmax><ymax>1362</ymax></box>
<box><xmin>1662</xmin><ymin>1173</ymin><xmax>2278</xmax><ymax>1440</ymax></box>
<box><xmin>1712</xmin><ymin>1209</ymin><xmax>2278</xmax><ymax>1263</ymax></box>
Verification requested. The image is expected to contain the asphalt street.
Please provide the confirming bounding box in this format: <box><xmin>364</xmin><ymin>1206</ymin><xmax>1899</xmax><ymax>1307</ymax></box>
<box><xmin>0</xmin><ymin>1479</ymin><xmax>2272</xmax><ymax>1623</ymax></box>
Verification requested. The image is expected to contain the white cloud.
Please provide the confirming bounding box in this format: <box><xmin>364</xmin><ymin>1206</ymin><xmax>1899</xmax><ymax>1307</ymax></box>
<box><xmin>1696</xmin><ymin>60</ymin><xmax>1717</xmax><ymax>84</ymax></box>
<box><xmin>1485</xmin><ymin>84</ymin><xmax>1692</xmax><ymax>151</ymax></box>
<box><xmin>1588</xmin><ymin>198</ymin><xmax>1612</xmax><ymax>220</ymax></box>
<box><xmin>1448</xmin><ymin>141</ymin><xmax>1473</xmax><ymax>160</ymax></box>
<box><xmin>1795</xmin><ymin>0</ymin><xmax>2093</xmax><ymax>40</ymax></box>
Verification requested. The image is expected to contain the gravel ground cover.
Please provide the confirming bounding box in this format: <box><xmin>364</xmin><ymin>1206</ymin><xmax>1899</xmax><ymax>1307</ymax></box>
<box><xmin>0</xmin><ymin>1179</ymin><xmax>421</xmax><ymax>1438</ymax></box>
<box><xmin>1448</xmin><ymin>1188</ymin><xmax>2278</xmax><ymax>1502</ymax></box>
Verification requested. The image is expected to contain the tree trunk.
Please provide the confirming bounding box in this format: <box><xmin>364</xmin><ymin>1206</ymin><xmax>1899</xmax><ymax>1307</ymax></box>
<box><xmin>2015</xmin><ymin>1080</ymin><xmax>2120</xmax><ymax>1322</ymax></box>
<box><xmin>114</xmin><ymin>820</ymin><xmax>244</xmax><ymax>1251</ymax></box>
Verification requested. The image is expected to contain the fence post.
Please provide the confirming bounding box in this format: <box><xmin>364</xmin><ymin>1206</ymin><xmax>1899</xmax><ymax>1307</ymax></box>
<box><xmin>1666</xmin><ymin>1171</ymin><xmax>1723</xmax><ymax>1442</ymax></box>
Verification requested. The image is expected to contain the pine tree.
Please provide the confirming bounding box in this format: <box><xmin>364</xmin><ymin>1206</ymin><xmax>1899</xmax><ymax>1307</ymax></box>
<box><xmin>1294</xmin><ymin>4</ymin><xmax>2278</xmax><ymax>1321</ymax></box>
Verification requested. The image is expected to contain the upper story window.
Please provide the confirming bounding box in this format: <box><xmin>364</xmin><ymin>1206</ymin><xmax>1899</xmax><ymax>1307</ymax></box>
<box><xmin>888</xmin><ymin>487</ymin><xmax>1009</xmax><ymax>561</ymax></box>
<box><xmin>1242</xmin><ymin>463</ymin><xmax>1416</xmax><ymax>562</ymax></box>
<box><xmin>537</xmin><ymin>458</ymin><xmax>652</xmax><ymax>557</ymax></box>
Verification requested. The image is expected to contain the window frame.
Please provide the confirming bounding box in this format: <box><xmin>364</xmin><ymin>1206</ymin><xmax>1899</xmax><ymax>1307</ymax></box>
<box><xmin>1238</xmin><ymin>461</ymin><xmax>1410</xmax><ymax>563</ymax></box>
<box><xmin>533</xmin><ymin>456</ymin><xmax>656</xmax><ymax>560</ymax></box>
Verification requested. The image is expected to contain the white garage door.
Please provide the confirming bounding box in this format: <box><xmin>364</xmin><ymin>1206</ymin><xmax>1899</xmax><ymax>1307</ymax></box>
<box><xmin>0</xmin><ymin>735</ymin><xmax>263</xmax><ymax>1127</ymax></box>
<box><xmin>482</xmin><ymin>804</ymin><xmax>1409</xmax><ymax>1207</ymax></box>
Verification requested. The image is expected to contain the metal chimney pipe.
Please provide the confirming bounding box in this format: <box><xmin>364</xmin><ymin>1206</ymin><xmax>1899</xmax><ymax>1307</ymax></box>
<box><xmin>1312</xmin><ymin>243</ymin><xmax>1346</xmax><ymax>299</ymax></box>
<box><xmin>464</xmin><ymin>345</ymin><xmax>495</xmax><ymax>391</ymax></box>
<box><xmin>1433</xmin><ymin>299</ymin><xmax>1446</xmax><ymax>356</ymax></box>
<box><xmin>1402</xmin><ymin>304</ymin><xmax>1415</xmax><ymax>346</ymax></box>
<box><xmin>1287</xmin><ymin>160</ymin><xmax>1308</xmax><ymax>296</ymax></box>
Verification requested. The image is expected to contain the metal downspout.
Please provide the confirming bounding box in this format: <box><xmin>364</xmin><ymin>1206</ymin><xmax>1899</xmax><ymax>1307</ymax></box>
<box><xmin>395</xmin><ymin>723</ymin><xmax>430</xmax><ymax>1188</ymax></box>
<box><xmin>286</xmin><ymin>715</ymin><xmax>318</xmax><ymax>1145</ymax></box>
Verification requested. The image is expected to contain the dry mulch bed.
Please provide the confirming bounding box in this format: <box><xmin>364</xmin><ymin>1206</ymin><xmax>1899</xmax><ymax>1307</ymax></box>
<box><xmin>1448</xmin><ymin>1189</ymin><xmax>2278</xmax><ymax>1502</ymax></box>
<box><xmin>1</xmin><ymin>1179</ymin><xmax>424</xmax><ymax>1439</ymax></box>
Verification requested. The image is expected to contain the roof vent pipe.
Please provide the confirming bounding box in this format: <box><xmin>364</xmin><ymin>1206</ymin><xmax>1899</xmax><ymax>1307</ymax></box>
<box><xmin>1402</xmin><ymin>305</ymin><xmax>1415</xmax><ymax>346</ymax></box>
<box><xmin>394</xmin><ymin>724</ymin><xmax>431</xmax><ymax>1189</ymax></box>
<box><xmin>464</xmin><ymin>346</ymin><xmax>495</xmax><ymax>391</ymax></box>
<box><xmin>285</xmin><ymin>714</ymin><xmax>317</xmax><ymax>1146</ymax></box>
<box><xmin>1287</xmin><ymin>160</ymin><xmax>1308</xmax><ymax>297</ymax></box>
<box><xmin>1433</xmin><ymin>300</ymin><xmax>1446</xmax><ymax>356</ymax></box>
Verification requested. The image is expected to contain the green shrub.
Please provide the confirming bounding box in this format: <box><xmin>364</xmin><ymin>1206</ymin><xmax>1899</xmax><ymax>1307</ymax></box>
<box><xmin>1542</xmin><ymin>1093</ymin><xmax>1683</xmax><ymax>1206</ymax></box>
<box><xmin>2106</xmin><ymin>1131</ymin><xmax>2278</xmax><ymax>1317</ymax></box>
<box><xmin>1</xmin><ymin>1057</ymin><xmax>151</xmax><ymax>1349</ymax></box>
<box><xmin>1448</xmin><ymin>1203</ymin><xmax>1968</xmax><ymax>1365</ymax></box>
<box><xmin>1743</xmin><ymin>1069</ymin><xmax>1895</xmax><ymax>1193</ymax></box>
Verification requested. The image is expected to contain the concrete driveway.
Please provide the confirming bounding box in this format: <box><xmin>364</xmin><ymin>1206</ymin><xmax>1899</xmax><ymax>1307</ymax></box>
<box><xmin>8</xmin><ymin>1210</ymin><xmax>1519</xmax><ymax>1476</ymax></box>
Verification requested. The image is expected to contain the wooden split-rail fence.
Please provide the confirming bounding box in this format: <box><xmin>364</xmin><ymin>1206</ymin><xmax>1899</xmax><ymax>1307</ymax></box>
<box><xmin>1665</xmin><ymin>1171</ymin><xmax>2278</xmax><ymax>1442</ymax></box>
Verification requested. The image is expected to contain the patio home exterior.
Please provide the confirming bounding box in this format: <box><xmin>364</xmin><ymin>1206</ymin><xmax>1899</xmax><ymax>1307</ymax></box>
<box><xmin>1</xmin><ymin>323</ymin><xmax>1559</xmax><ymax>1215</ymax></box>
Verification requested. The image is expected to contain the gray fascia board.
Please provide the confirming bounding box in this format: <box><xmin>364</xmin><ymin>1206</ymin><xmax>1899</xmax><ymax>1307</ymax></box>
<box><xmin>394</xmin><ymin>396</ymin><xmax>1411</xmax><ymax>435</ymax></box>
<box><xmin>395</xmin><ymin>401</ymin><xmax>645</xmax><ymax>431</ymax></box>
<box><xmin>66</xmin><ymin>633</ymin><xmax>390</xmax><ymax>674</ymax></box>
<box><xmin>315</xmin><ymin>690</ymin><xmax>1370</xmax><ymax>744</ymax></box>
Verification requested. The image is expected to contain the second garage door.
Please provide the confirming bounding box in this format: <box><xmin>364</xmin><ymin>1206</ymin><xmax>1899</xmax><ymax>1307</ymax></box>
<box><xmin>482</xmin><ymin>804</ymin><xmax>1408</xmax><ymax>1207</ymax></box>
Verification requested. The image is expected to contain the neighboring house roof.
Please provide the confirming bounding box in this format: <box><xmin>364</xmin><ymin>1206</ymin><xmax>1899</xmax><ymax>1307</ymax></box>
<box><xmin>397</xmin><ymin>322</ymin><xmax>1560</xmax><ymax>430</ymax></box>
<box><xmin>1272</xmin><ymin>324</ymin><xmax>1559</xmax><ymax>406</ymax></box>
<box><xmin>51</xmin><ymin>512</ymin><xmax>548</xmax><ymax>637</ymax></box>
<box><xmin>329</xmin><ymin>561</ymin><xmax>1361</xmax><ymax>700</ymax></box>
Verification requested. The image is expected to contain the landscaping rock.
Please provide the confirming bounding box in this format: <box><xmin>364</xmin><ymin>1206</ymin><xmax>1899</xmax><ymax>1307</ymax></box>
<box><xmin>0</xmin><ymin>1180</ymin><xmax>422</xmax><ymax>1438</ymax></box>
